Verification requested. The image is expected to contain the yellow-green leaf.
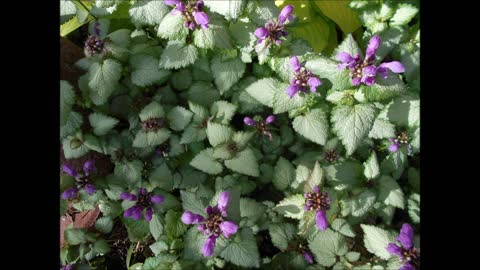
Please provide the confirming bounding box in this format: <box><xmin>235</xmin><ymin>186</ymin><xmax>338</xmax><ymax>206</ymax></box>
<box><xmin>314</xmin><ymin>0</ymin><xmax>361</xmax><ymax>33</ymax></box>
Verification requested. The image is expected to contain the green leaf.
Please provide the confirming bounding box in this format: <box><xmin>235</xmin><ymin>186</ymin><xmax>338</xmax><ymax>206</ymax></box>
<box><xmin>94</xmin><ymin>239</ymin><xmax>111</xmax><ymax>254</ymax></box>
<box><xmin>130</xmin><ymin>54</ymin><xmax>171</xmax><ymax>87</ymax></box>
<box><xmin>240</xmin><ymin>198</ymin><xmax>267</xmax><ymax>224</ymax></box>
<box><xmin>380</xmin><ymin>96</ymin><xmax>420</xmax><ymax>128</ymax></box>
<box><xmin>390</xmin><ymin>4</ymin><xmax>418</xmax><ymax>26</ymax></box>
<box><xmin>305</xmin><ymin>56</ymin><xmax>341</xmax><ymax>83</ymax></box>
<box><xmin>331</xmin><ymin>104</ymin><xmax>377</xmax><ymax>155</ymax></box>
<box><xmin>164</xmin><ymin>210</ymin><xmax>188</xmax><ymax>239</ymax></box>
<box><xmin>88</xmin><ymin>59</ymin><xmax>122</xmax><ymax>101</ymax></box>
<box><xmin>167</xmin><ymin>106</ymin><xmax>193</xmax><ymax>131</ymax></box>
<box><xmin>304</xmin><ymin>161</ymin><xmax>324</xmax><ymax>193</ymax></box>
<box><xmin>407</xmin><ymin>193</ymin><xmax>420</xmax><ymax>224</ymax></box>
<box><xmin>333</xmin><ymin>34</ymin><xmax>362</xmax><ymax>60</ymax></box>
<box><xmin>60</xmin><ymin>0</ymin><xmax>77</xmax><ymax>24</ymax></box>
<box><xmin>274</xmin><ymin>194</ymin><xmax>305</xmax><ymax>220</ymax></box>
<box><xmin>149</xmin><ymin>163</ymin><xmax>174</xmax><ymax>190</ymax></box>
<box><xmin>244</xmin><ymin>77</ymin><xmax>280</xmax><ymax>107</ymax></box>
<box><xmin>133</xmin><ymin>129</ymin><xmax>171</xmax><ymax>147</ymax></box>
<box><xmin>272</xmin><ymin>157</ymin><xmax>295</xmax><ymax>191</ymax></box>
<box><xmin>272</xmin><ymin>84</ymin><xmax>308</xmax><ymax>114</ymax></box>
<box><xmin>325</xmin><ymin>161</ymin><xmax>362</xmax><ymax>191</ymax></box>
<box><xmin>95</xmin><ymin>217</ymin><xmax>113</xmax><ymax>234</ymax></box>
<box><xmin>220</xmin><ymin>228</ymin><xmax>260</xmax><ymax>268</ymax></box>
<box><xmin>224</xmin><ymin>148</ymin><xmax>259</xmax><ymax>177</ymax></box>
<box><xmin>211</xmin><ymin>56</ymin><xmax>246</xmax><ymax>95</ymax></box>
<box><xmin>368</xmin><ymin>118</ymin><xmax>395</xmax><ymax>139</ymax></box>
<box><xmin>206</xmin><ymin>122</ymin><xmax>233</xmax><ymax>147</ymax></box>
<box><xmin>157</xmin><ymin>12</ymin><xmax>188</xmax><ymax>40</ymax></box>
<box><xmin>193</xmin><ymin>27</ymin><xmax>215</xmax><ymax>49</ymax></box>
<box><xmin>211</xmin><ymin>101</ymin><xmax>237</xmax><ymax>124</ymax></box>
<box><xmin>204</xmin><ymin>0</ymin><xmax>246</xmax><ymax>20</ymax></box>
<box><xmin>148</xmin><ymin>213</ymin><xmax>163</xmax><ymax>241</ymax></box>
<box><xmin>346</xmin><ymin>251</ymin><xmax>361</xmax><ymax>262</ymax></box>
<box><xmin>123</xmin><ymin>218</ymin><xmax>150</xmax><ymax>242</ymax></box>
<box><xmin>342</xmin><ymin>190</ymin><xmax>376</xmax><ymax>217</ymax></box>
<box><xmin>293</xmin><ymin>108</ymin><xmax>329</xmax><ymax>146</ymax></box>
<box><xmin>378</xmin><ymin>175</ymin><xmax>404</xmax><ymax>209</ymax></box>
<box><xmin>62</xmin><ymin>136</ymin><xmax>89</xmax><ymax>159</ymax></box>
<box><xmin>363</xmin><ymin>151</ymin><xmax>380</xmax><ymax>179</ymax></box>
<box><xmin>180</xmin><ymin>190</ymin><xmax>207</xmax><ymax>217</ymax></box>
<box><xmin>360</xmin><ymin>224</ymin><xmax>395</xmax><ymax>260</ymax></box>
<box><xmin>187</xmin><ymin>81</ymin><xmax>221</xmax><ymax>107</ymax></box>
<box><xmin>190</xmin><ymin>148</ymin><xmax>223</xmax><ymax>175</ymax></box>
<box><xmin>149</xmin><ymin>241</ymin><xmax>169</xmax><ymax>256</ymax></box>
<box><xmin>60</xmin><ymin>80</ymin><xmax>76</xmax><ymax>126</ymax></box>
<box><xmin>309</xmin><ymin>229</ymin><xmax>348</xmax><ymax>267</ymax></box>
<box><xmin>331</xmin><ymin>218</ymin><xmax>356</xmax><ymax>238</ymax></box>
<box><xmin>171</xmin><ymin>69</ymin><xmax>193</xmax><ymax>90</ymax></box>
<box><xmin>268</xmin><ymin>223</ymin><xmax>296</xmax><ymax>251</ymax></box>
<box><xmin>114</xmin><ymin>159</ymin><xmax>143</xmax><ymax>184</ymax></box>
<box><xmin>364</xmin><ymin>74</ymin><xmax>407</xmax><ymax>102</ymax></box>
<box><xmin>129</xmin><ymin>0</ymin><xmax>170</xmax><ymax>26</ymax></box>
<box><xmin>88</xmin><ymin>113</ymin><xmax>119</xmax><ymax>136</ymax></box>
<box><xmin>65</xmin><ymin>228</ymin><xmax>88</xmax><ymax>245</ymax></box>
<box><xmin>160</xmin><ymin>41</ymin><xmax>198</xmax><ymax>69</ymax></box>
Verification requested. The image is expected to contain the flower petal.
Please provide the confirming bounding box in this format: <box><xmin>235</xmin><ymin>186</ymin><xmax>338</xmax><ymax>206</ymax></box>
<box><xmin>397</xmin><ymin>223</ymin><xmax>414</xmax><ymax>250</ymax></box>
<box><xmin>131</xmin><ymin>207</ymin><xmax>143</xmax><ymax>221</ymax></box>
<box><xmin>290</xmin><ymin>56</ymin><xmax>301</xmax><ymax>72</ymax></box>
<box><xmin>172</xmin><ymin>2</ymin><xmax>186</xmax><ymax>13</ymax></box>
<box><xmin>337</xmin><ymin>52</ymin><xmax>354</xmax><ymax>63</ymax></box>
<box><xmin>120</xmin><ymin>192</ymin><xmax>132</xmax><ymax>200</ymax></box>
<box><xmin>366</xmin><ymin>35</ymin><xmax>381</xmax><ymax>61</ymax></box>
<box><xmin>278</xmin><ymin>4</ymin><xmax>294</xmax><ymax>23</ymax></box>
<box><xmin>83</xmin><ymin>159</ymin><xmax>96</xmax><ymax>175</ymax></box>
<box><xmin>303</xmin><ymin>251</ymin><xmax>314</xmax><ymax>264</ymax></box>
<box><xmin>164</xmin><ymin>0</ymin><xmax>181</xmax><ymax>6</ymax></box>
<box><xmin>286</xmin><ymin>84</ymin><xmax>300</xmax><ymax>98</ymax></box>
<box><xmin>181</xmin><ymin>211</ymin><xmax>205</xmax><ymax>224</ymax></box>
<box><xmin>351</xmin><ymin>77</ymin><xmax>361</xmax><ymax>86</ymax></box>
<box><xmin>194</xmin><ymin>11</ymin><xmax>209</xmax><ymax>27</ymax></box>
<box><xmin>124</xmin><ymin>206</ymin><xmax>135</xmax><ymax>218</ymax></box>
<box><xmin>84</xmin><ymin>184</ymin><xmax>96</xmax><ymax>195</ymax></box>
<box><xmin>220</xmin><ymin>221</ymin><xmax>238</xmax><ymax>238</ymax></box>
<box><xmin>201</xmin><ymin>235</ymin><xmax>217</xmax><ymax>257</ymax></box>
<box><xmin>386</xmin><ymin>243</ymin><xmax>403</xmax><ymax>259</ymax></box>
<box><xmin>388</xmin><ymin>143</ymin><xmax>400</xmax><ymax>153</ymax></box>
<box><xmin>151</xmin><ymin>195</ymin><xmax>165</xmax><ymax>205</ymax></box>
<box><xmin>265</xmin><ymin>115</ymin><xmax>275</xmax><ymax>124</ymax></box>
<box><xmin>217</xmin><ymin>192</ymin><xmax>230</xmax><ymax>212</ymax></box>
<box><xmin>254</xmin><ymin>27</ymin><xmax>269</xmax><ymax>39</ymax></box>
<box><xmin>62</xmin><ymin>164</ymin><xmax>77</xmax><ymax>177</ymax></box>
<box><xmin>243</xmin><ymin>117</ymin><xmax>256</xmax><ymax>126</ymax></box>
<box><xmin>313</xmin><ymin>186</ymin><xmax>320</xmax><ymax>193</ymax></box>
<box><xmin>138</xmin><ymin>188</ymin><xmax>148</xmax><ymax>195</ymax></box>
<box><xmin>379</xmin><ymin>61</ymin><xmax>405</xmax><ymax>74</ymax></box>
<box><xmin>61</xmin><ymin>187</ymin><xmax>78</xmax><ymax>200</ymax></box>
<box><xmin>315</xmin><ymin>210</ymin><xmax>328</xmax><ymax>230</ymax></box>
<box><xmin>145</xmin><ymin>207</ymin><xmax>153</xmax><ymax>222</ymax></box>
<box><xmin>307</xmin><ymin>76</ymin><xmax>322</xmax><ymax>92</ymax></box>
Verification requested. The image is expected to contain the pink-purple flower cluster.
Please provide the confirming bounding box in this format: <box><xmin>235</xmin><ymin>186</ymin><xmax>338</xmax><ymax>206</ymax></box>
<box><xmin>84</xmin><ymin>21</ymin><xmax>108</xmax><ymax>57</ymax></box>
<box><xmin>304</xmin><ymin>186</ymin><xmax>331</xmax><ymax>231</ymax></box>
<box><xmin>254</xmin><ymin>5</ymin><xmax>294</xmax><ymax>46</ymax></box>
<box><xmin>181</xmin><ymin>192</ymin><xmax>238</xmax><ymax>256</ymax></box>
<box><xmin>61</xmin><ymin>160</ymin><xmax>97</xmax><ymax>200</ymax></box>
<box><xmin>243</xmin><ymin>115</ymin><xmax>275</xmax><ymax>140</ymax></box>
<box><xmin>386</xmin><ymin>223</ymin><xmax>420</xmax><ymax>270</ymax></box>
<box><xmin>121</xmin><ymin>188</ymin><xmax>165</xmax><ymax>222</ymax></box>
<box><xmin>286</xmin><ymin>56</ymin><xmax>322</xmax><ymax>98</ymax></box>
<box><xmin>388</xmin><ymin>131</ymin><xmax>413</xmax><ymax>155</ymax></box>
<box><xmin>337</xmin><ymin>35</ymin><xmax>405</xmax><ymax>86</ymax></box>
<box><xmin>165</xmin><ymin>0</ymin><xmax>209</xmax><ymax>30</ymax></box>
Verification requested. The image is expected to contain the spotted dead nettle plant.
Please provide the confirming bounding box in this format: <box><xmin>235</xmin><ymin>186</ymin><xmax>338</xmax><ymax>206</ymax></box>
<box><xmin>60</xmin><ymin>0</ymin><xmax>419</xmax><ymax>269</ymax></box>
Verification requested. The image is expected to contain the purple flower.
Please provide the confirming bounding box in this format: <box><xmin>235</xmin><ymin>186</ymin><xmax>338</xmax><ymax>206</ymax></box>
<box><xmin>181</xmin><ymin>191</ymin><xmax>238</xmax><ymax>257</ymax></box>
<box><xmin>386</xmin><ymin>223</ymin><xmax>420</xmax><ymax>270</ymax></box>
<box><xmin>84</xmin><ymin>22</ymin><xmax>108</xmax><ymax>57</ymax></box>
<box><xmin>388</xmin><ymin>131</ymin><xmax>412</xmax><ymax>155</ymax></box>
<box><xmin>254</xmin><ymin>6</ymin><xmax>293</xmax><ymax>45</ymax></box>
<box><xmin>61</xmin><ymin>264</ymin><xmax>74</xmax><ymax>270</ymax></box>
<box><xmin>304</xmin><ymin>186</ymin><xmax>331</xmax><ymax>231</ymax></box>
<box><xmin>165</xmin><ymin>0</ymin><xmax>209</xmax><ymax>30</ymax></box>
<box><xmin>303</xmin><ymin>251</ymin><xmax>314</xmax><ymax>264</ymax></box>
<box><xmin>287</xmin><ymin>56</ymin><xmax>322</xmax><ymax>98</ymax></box>
<box><xmin>337</xmin><ymin>35</ymin><xmax>405</xmax><ymax>86</ymax></box>
<box><xmin>278</xmin><ymin>5</ymin><xmax>294</xmax><ymax>24</ymax></box>
<box><xmin>121</xmin><ymin>188</ymin><xmax>164</xmax><ymax>222</ymax></box>
<box><xmin>61</xmin><ymin>160</ymin><xmax>98</xmax><ymax>199</ymax></box>
<box><xmin>244</xmin><ymin>115</ymin><xmax>276</xmax><ymax>140</ymax></box>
